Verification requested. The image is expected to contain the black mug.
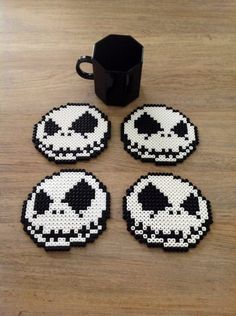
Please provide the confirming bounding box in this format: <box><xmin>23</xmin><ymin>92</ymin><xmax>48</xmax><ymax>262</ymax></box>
<box><xmin>76</xmin><ymin>34</ymin><xmax>143</xmax><ymax>106</ymax></box>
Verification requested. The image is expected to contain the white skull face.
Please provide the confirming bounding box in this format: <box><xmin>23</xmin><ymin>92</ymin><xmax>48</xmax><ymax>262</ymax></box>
<box><xmin>33</xmin><ymin>103</ymin><xmax>111</xmax><ymax>163</ymax></box>
<box><xmin>21</xmin><ymin>170</ymin><xmax>110</xmax><ymax>250</ymax></box>
<box><xmin>121</xmin><ymin>105</ymin><xmax>198</xmax><ymax>165</ymax></box>
<box><xmin>123</xmin><ymin>173</ymin><xmax>212</xmax><ymax>251</ymax></box>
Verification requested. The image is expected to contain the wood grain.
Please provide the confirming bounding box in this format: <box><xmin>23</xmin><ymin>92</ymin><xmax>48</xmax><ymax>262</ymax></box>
<box><xmin>0</xmin><ymin>0</ymin><xmax>236</xmax><ymax>315</ymax></box>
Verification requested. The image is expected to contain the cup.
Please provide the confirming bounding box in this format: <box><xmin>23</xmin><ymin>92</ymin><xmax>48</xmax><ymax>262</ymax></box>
<box><xmin>76</xmin><ymin>34</ymin><xmax>143</xmax><ymax>106</ymax></box>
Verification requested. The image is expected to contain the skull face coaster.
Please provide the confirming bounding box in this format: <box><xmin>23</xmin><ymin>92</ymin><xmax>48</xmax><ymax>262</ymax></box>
<box><xmin>123</xmin><ymin>173</ymin><xmax>212</xmax><ymax>251</ymax></box>
<box><xmin>21</xmin><ymin>169</ymin><xmax>110</xmax><ymax>250</ymax></box>
<box><xmin>33</xmin><ymin>103</ymin><xmax>111</xmax><ymax>163</ymax></box>
<box><xmin>121</xmin><ymin>104</ymin><xmax>199</xmax><ymax>165</ymax></box>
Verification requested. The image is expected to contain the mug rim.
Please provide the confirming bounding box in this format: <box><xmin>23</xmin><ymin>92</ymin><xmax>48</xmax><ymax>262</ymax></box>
<box><xmin>91</xmin><ymin>34</ymin><xmax>143</xmax><ymax>73</ymax></box>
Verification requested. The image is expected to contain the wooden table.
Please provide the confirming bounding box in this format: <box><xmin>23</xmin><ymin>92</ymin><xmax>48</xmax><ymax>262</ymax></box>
<box><xmin>1</xmin><ymin>1</ymin><xmax>235</xmax><ymax>315</ymax></box>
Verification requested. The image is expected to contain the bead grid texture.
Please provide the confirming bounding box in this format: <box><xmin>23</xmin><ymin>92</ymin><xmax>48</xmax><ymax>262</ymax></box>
<box><xmin>33</xmin><ymin>103</ymin><xmax>111</xmax><ymax>163</ymax></box>
<box><xmin>21</xmin><ymin>169</ymin><xmax>110</xmax><ymax>250</ymax></box>
<box><xmin>22</xmin><ymin>103</ymin><xmax>212</xmax><ymax>251</ymax></box>
<box><xmin>123</xmin><ymin>173</ymin><xmax>212</xmax><ymax>251</ymax></box>
<box><xmin>121</xmin><ymin>104</ymin><xmax>199</xmax><ymax>165</ymax></box>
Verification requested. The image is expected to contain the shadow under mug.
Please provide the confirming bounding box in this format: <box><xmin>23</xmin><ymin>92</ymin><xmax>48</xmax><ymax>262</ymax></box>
<box><xmin>76</xmin><ymin>34</ymin><xmax>143</xmax><ymax>106</ymax></box>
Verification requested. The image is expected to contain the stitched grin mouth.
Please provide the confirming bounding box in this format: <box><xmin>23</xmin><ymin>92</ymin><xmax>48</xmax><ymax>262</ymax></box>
<box><xmin>33</xmin><ymin>224</ymin><xmax>99</xmax><ymax>242</ymax></box>
<box><xmin>152</xmin><ymin>230</ymin><xmax>184</xmax><ymax>242</ymax></box>
<box><xmin>33</xmin><ymin>135</ymin><xmax>109</xmax><ymax>160</ymax></box>
<box><xmin>128</xmin><ymin>143</ymin><xmax>194</xmax><ymax>158</ymax></box>
<box><xmin>38</xmin><ymin>142</ymin><xmax>103</xmax><ymax>156</ymax></box>
<box><xmin>140</xmin><ymin>226</ymin><xmax>205</xmax><ymax>243</ymax></box>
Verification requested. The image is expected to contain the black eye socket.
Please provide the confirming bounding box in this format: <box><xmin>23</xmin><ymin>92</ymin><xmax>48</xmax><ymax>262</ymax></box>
<box><xmin>62</xmin><ymin>179</ymin><xmax>95</xmax><ymax>214</ymax></box>
<box><xmin>34</xmin><ymin>190</ymin><xmax>53</xmax><ymax>215</ymax></box>
<box><xmin>44</xmin><ymin>119</ymin><xmax>61</xmax><ymax>136</ymax></box>
<box><xmin>138</xmin><ymin>183</ymin><xmax>172</xmax><ymax>214</ymax></box>
<box><xmin>70</xmin><ymin>112</ymin><xmax>98</xmax><ymax>135</ymax></box>
<box><xmin>172</xmin><ymin>120</ymin><xmax>188</xmax><ymax>137</ymax></box>
<box><xmin>134</xmin><ymin>113</ymin><xmax>164</xmax><ymax>136</ymax></box>
<box><xmin>181</xmin><ymin>193</ymin><xmax>200</xmax><ymax>216</ymax></box>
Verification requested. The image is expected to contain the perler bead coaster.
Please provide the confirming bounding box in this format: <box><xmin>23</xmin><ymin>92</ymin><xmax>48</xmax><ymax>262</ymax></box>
<box><xmin>121</xmin><ymin>104</ymin><xmax>199</xmax><ymax>165</ymax></box>
<box><xmin>123</xmin><ymin>173</ymin><xmax>212</xmax><ymax>251</ymax></box>
<box><xmin>21</xmin><ymin>169</ymin><xmax>110</xmax><ymax>250</ymax></box>
<box><xmin>33</xmin><ymin>103</ymin><xmax>111</xmax><ymax>163</ymax></box>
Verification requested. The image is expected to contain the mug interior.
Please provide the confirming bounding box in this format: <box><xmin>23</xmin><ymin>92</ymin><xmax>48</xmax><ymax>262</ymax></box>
<box><xmin>93</xmin><ymin>34</ymin><xmax>143</xmax><ymax>72</ymax></box>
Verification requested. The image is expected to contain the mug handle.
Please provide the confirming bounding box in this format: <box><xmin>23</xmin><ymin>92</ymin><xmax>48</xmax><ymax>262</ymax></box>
<box><xmin>76</xmin><ymin>56</ymin><xmax>94</xmax><ymax>80</ymax></box>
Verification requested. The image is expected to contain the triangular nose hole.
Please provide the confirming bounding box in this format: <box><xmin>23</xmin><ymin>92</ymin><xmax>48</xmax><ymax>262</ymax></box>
<box><xmin>138</xmin><ymin>183</ymin><xmax>172</xmax><ymax>213</ymax></box>
<box><xmin>134</xmin><ymin>113</ymin><xmax>163</xmax><ymax>136</ymax></box>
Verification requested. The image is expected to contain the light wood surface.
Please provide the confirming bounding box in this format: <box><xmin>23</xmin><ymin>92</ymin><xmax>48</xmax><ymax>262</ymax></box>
<box><xmin>0</xmin><ymin>1</ymin><xmax>236</xmax><ymax>315</ymax></box>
